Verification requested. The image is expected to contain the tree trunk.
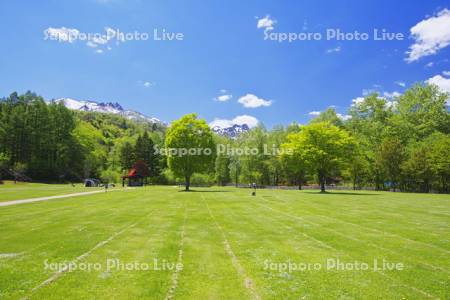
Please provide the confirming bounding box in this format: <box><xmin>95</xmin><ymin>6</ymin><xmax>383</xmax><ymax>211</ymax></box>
<box><xmin>319</xmin><ymin>171</ymin><xmax>325</xmax><ymax>193</ymax></box>
<box><xmin>185</xmin><ymin>176</ymin><xmax>190</xmax><ymax>191</ymax></box>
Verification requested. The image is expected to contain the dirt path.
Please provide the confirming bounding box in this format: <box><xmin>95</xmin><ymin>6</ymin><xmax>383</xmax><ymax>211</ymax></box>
<box><xmin>0</xmin><ymin>189</ymin><xmax>123</xmax><ymax>207</ymax></box>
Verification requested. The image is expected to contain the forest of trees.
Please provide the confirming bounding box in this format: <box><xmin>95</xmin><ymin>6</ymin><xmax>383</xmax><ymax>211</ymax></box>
<box><xmin>0</xmin><ymin>91</ymin><xmax>164</xmax><ymax>183</ymax></box>
<box><xmin>209</xmin><ymin>83</ymin><xmax>449</xmax><ymax>193</ymax></box>
<box><xmin>0</xmin><ymin>82</ymin><xmax>449</xmax><ymax>193</ymax></box>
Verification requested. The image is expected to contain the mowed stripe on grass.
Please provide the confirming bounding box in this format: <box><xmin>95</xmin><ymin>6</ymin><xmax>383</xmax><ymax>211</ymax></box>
<box><xmin>202</xmin><ymin>191</ymin><xmax>430</xmax><ymax>299</ymax></box>
<box><xmin>0</xmin><ymin>186</ymin><xmax>448</xmax><ymax>299</ymax></box>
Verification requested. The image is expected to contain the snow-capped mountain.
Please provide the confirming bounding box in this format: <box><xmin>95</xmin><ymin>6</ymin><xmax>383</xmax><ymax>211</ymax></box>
<box><xmin>212</xmin><ymin>124</ymin><xmax>250</xmax><ymax>138</ymax></box>
<box><xmin>52</xmin><ymin>98</ymin><xmax>162</xmax><ymax>124</ymax></box>
<box><xmin>52</xmin><ymin>98</ymin><xmax>250</xmax><ymax>136</ymax></box>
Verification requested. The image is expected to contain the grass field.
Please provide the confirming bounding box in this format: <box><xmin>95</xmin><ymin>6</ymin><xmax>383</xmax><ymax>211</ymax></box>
<box><xmin>0</xmin><ymin>181</ymin><xmax>104</xmax><ymax>202</ymax></box>
<box><xmin>0</xmin><ymin>186</ymin><xmax>448</xmax><ymax>299</ymax></box>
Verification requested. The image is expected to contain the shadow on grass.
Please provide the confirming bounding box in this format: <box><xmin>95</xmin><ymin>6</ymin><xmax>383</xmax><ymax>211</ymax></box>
<box><xmin>302</xmin><ymin>191</ymin><xmax>380</xmax><ymax>196</ymax></box>
<box><xmin>178</xmin><ymin>190</ymin><xmax>233</xmax><ymax>193</ymax></box>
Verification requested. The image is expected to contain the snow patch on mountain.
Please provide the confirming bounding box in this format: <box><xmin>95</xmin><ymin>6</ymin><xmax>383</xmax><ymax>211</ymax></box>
<box><xmin>211</xmin><ymin>124</ymin><xmax>250</xmax><ymax>138</ymax></box>
<box><xmin>52</xmin><ymin>98</ymin><xmax>162</xmax><ymax>124</ymax></box>
<box><xmin>209</xmin><ymin>115</ymin><xmax>257</xmax><ymax>137</ymax></box>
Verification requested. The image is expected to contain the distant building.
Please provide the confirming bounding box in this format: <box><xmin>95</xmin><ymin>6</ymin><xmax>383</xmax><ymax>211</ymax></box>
<box><xmin>122</xmin><ymin>160</ymin><xmax>150</xmax><ymax>187</ymax></box>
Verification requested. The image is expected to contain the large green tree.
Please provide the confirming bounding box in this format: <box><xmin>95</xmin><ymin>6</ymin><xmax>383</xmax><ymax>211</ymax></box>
<box><xmin>291</xmin><ymin>122</ymin><xmax>354</xmax><ymax>192</ymax></box>
<box><xmin>394</xmin><ymin>83</ymin><xmax>450</xmax><ymax>140</ymax></box>
<box><xmin>165</xmin><ymin>114</ymin><xmax>216</xmax><ymax>191</ymax></box>
<box><xmin>280</xmin><ymin>132</ymin><xmax>308</xmax><ymax>189</ymax></box>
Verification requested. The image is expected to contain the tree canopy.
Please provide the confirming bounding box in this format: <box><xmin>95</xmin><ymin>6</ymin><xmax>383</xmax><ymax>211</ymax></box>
<box><xmin>165</xmin><ymin>114</ymin><xmax>216</xmax><ymax>190</ymax></box>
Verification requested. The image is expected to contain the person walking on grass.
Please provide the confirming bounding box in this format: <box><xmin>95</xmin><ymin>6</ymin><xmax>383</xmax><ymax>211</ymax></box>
<box><xmin>252</xmin><ymin>182</ymin><xmax>257</xmax><ymax>196</ymax></box>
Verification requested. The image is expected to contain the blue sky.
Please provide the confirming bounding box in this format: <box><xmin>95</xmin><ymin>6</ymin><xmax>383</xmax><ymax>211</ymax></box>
<box><xmin>0</xmin><ymin>0</ymin><xmax>449</xmax><ymax>128</ymax></box>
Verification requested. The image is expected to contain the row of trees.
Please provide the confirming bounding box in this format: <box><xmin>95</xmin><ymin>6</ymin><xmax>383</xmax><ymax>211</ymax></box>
<box><xmin>164</xmin><ymin>84</ymin><xmax>449</xmax><ymax>193</ymax></box>
<box><xmin>1</xmin><ymin>83</ymin><xmax>449</xmax><ymax>193</ymax></box>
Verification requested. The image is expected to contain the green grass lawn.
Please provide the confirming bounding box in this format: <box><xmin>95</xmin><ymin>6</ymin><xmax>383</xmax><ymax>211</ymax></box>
<box><xmin>0</xmin><ymin>181</ymin><xmax>105</xmax><ymax>202</ymax></box>
<box><xmin>0</xmin><ymin>186</ymin><xmax>448</xmax><ymax>299</ymax></box>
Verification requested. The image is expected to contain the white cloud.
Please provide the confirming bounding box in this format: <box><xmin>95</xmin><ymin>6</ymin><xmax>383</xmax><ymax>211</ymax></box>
<box><xmin>138</xmin><ymin>80</ymin><xmax>155</xmax><ymax>88</ymax></box>
<box><xmin>337</xmin><ymin>113</ymin><xmax>352</xmax><ymax>121</ymax></box>
<box><xmin>233</xmin><ymin>115</ymin><xmax>259</xmax><ymax>127</ymax></box>
<box><xmin>443</xmin><ymin>70</ymin><xmax>450</xmax><ymax>76</ymax></box>
<box><xmin>326</xmin><ymin>46</ymin><xmax>341</xmax><ymax>54</ymax></box>
<box><xmin>351</xmin><ymin>97</ymin><xmax>365</xmax><ymax>107</ymax></box>
<box><xmin>426</xmin><ymin>74</ymin><xmax>450</xmax><ymax>93</ymax></box>
<box><xmin>395</xmin><ymin>81</ymin><xmax>406</xmax><ymax>87</ymax></box>
<box><xmin>214</xmin><ymin>94</ymin><xmax>232</xmax><ymax>102</ymax></box>
<box><xmin>210</xmin><ymin>115</ymin><xmax>259</xmax><ymax>128</ymax></box>
<box><xmin>352</xmin><ymin>89</ymin><xmax>401</xmax><ymax>109</ymax></box>
<box><xmin>361</xmin><ymin>87</ymin><xmax>401</xmax><ymax>100</ymax></box>
<box><xmin>238</xmin><ymin>94</ymin><xmax>272</xmax><ymax>108</ymax></box>
<box><xmin>44</xmin><ymin>26</ymin><xmax>116</xmax><ymax>54</ymax></box>
<box><xmin>44</xmin><ymin>27</ymin><xmax>79</xmax><ymax>42</ymax></box>
<box><xmin>383</xmin><ymin>91</ymin><xmax>401</xmax><ymax>99</ymax></box>
<box><xmin>406</xmin><ymin>9</ymin><xmax>450</xmax><ymax>62</ymax></box>
<box><xmin>385</xmin><ymin>100</ymin><xmax>398</xmax><ymax>109</ymax></box>
<box><xmin>213</xmin><ymin>89</ymin><xmax>232</xmax><ymax>102</ymax></box>
<box><xmin>308</xmin><ymin>110</ymin><xmax>350</xmax><ymax>121</ymax></box>
<box><xmin>308</xmin><ymin>111</ymin><xmax>321</xmax><ymax>116</ymax></box>
<box><xmin>257</xmin><ymin>15</ymin><xmax>276</xmax><ymax>32</ymax></box>
<box><xmin>425</xmin><ymin>62</ymin><xmax>434</xmax><ymax>68</ymax></box>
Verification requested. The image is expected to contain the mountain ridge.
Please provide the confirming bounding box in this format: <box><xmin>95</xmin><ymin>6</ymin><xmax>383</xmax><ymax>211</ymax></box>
<box><xmin>53</xmin><ymin>97</ymin><xmax>251</xmax><ymax>137</ymax></box>
<box><xmin>211</xmin><ymin>123</ymin><xmax>250</xmax><ymax>138</ymax></box>
<box><xmin>52</xmin><ymin>98</ymin><xmax>163</xmax><ymax>124</ymax></box>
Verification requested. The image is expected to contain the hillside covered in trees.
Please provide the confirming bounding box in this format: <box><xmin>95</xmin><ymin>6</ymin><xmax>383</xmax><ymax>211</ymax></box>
<box><xmin>0</xmin><ymin>91</ymin><xmax>165</xmax><ymax>183</ymax></box>
<box><xmin>0</xmin><ymin>83</ymin><xmax>449</xmax><ymax>193</ymax></box>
